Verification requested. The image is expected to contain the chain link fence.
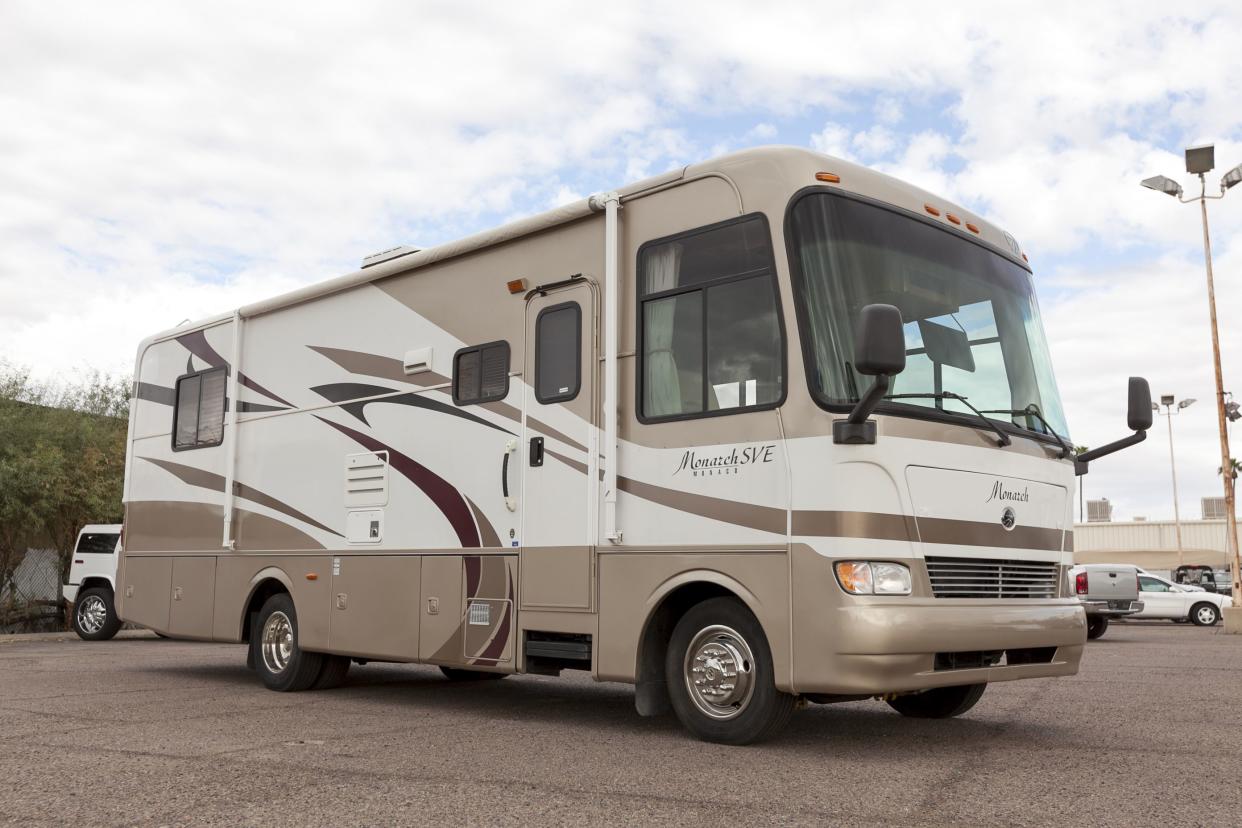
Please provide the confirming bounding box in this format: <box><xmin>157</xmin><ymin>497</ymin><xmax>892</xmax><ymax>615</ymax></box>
<box><xmin>1</xmin><ymin>547</ymin><xmax>67</xmax><ymax>634</ymax></box>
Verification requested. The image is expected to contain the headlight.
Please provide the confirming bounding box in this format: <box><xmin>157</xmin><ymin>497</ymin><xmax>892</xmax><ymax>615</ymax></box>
<box><xmin>834</xmin><ymin>561</ymin><xmax>912</xmax><ymax>595</ymax></box>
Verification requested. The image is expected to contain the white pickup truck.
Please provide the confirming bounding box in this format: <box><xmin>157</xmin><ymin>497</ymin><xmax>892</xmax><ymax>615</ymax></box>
<box><xmin>1070</xmin><ymin>564</ymin><xmax>1144</xmax><ymax>640</ymax></box>
<box><xmin>62</xmin><ymin>524</ymin><xmax>122</xmax><ymax>640</ymax></box>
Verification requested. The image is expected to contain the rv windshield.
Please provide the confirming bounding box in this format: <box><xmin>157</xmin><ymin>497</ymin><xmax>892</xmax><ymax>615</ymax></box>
<box><xmin>788</xmin><ymin>192</ymin><xmax>1070</xmax><ymax>439</ymax></box>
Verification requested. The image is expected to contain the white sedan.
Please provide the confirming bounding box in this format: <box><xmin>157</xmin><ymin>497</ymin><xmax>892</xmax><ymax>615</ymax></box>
<box><xmin>1135</xmin><ymin>571</ymin><xmax>1230</xmax><ymax>626</ymax></box>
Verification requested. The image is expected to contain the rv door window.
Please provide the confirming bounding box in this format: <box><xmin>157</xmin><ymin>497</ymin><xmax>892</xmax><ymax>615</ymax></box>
<box><xmin>453</xmin><ymin>341</ymin><xmax>510</xmax><ymax>405</ymax></box>
<box><xmin>535</xmin><ymin>303</ymin><xmax>581</xmax><ymax>404</ymax></box>
<box><xmin>172</xmin><ymin>367</ymin><xmax>227</xmax><ymax>450</ymax></box>
<box><xmin>638</xmin><ymin>214</ymin><xmax>783</xmax><ymax>421</ymax></box>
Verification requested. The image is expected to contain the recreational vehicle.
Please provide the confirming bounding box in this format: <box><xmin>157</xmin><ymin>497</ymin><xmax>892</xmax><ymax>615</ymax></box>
<box><xmin>118</xmin><ymin>146</ymin><xmax>1151</xmax><ymax>744</ymax></box>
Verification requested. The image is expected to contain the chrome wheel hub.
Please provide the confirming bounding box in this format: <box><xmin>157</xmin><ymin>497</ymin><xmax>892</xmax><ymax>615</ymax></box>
<box><xmin>261</xmin><ymin>611</ymin><xmax>295</xmax><ymax>674</ymax></box>
<box><xmin>684</xmin><ymin>624</ymin><xmax>755</xmax><ymax>720</ymax></box>
<box><xmin>1197</xmin><ymin>606</ymin><xmax>1216</xmax><ymax>624</ymax></box>
<box><xmin>76</xmin><ymin>595</ymin><xmax>107</xmax><ymax>634</ymax></box>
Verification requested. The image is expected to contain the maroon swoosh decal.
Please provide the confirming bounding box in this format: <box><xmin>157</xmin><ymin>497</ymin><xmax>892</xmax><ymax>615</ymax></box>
<box><xmin>465</xmin><ymin>555</ymin><xmax>482</xmax><ymax>597</ymax></box>
<box><xmin>176</xmin><ymin>330</ymin><xmax>291</xmax><ymax>408</ymax></box>
<box><xmin>316</xmin><ymin>416</ymin><xmax>480</xmax><ymax>548</ymax></box>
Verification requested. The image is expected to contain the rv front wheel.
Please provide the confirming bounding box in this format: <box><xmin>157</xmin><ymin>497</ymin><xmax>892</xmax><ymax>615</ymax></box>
<box><xmin>665</xmin><ymin>597</ymin><xmax>794</xmax><ymax>745</ymax></box>
<box><xmin>252</xmin><ymin>593</ymin><xmax>324</xmax><ymax>692</ymax></box>
<box><xmin>887</xmin><ymin>683</ymin><xmax>986</xmax><ymax>719</ymax></box>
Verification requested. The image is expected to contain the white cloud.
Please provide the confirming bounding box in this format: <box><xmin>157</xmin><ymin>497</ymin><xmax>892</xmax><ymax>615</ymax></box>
<box><xmin>3</xmin><ymin>0</ymin><xmax>1242</xmax><ymax>521</ymax></box>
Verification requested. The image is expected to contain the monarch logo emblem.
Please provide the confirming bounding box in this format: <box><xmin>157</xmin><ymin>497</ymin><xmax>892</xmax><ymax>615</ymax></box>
<box><xmin>1001</xmin><ymin>507</ymin><xmax>1017</xmax><ymax>531</ymax></box>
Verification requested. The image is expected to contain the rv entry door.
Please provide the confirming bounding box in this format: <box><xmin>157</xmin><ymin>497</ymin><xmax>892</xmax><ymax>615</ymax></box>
<box><xmin>520</xmin><ymin>280</ymin><xmax>597</xmax><ymax>611</ymax></box>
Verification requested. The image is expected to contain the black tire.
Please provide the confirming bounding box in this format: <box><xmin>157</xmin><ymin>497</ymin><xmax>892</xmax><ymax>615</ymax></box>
<box><xmin>1086</xmin><ymin>615</ymin><xmax>1110</xmax><ymax>640</ymax></box>
<box><xmin>665</xmin><ymin>597</ymin><xmax>795</xmax><ymax>745</ymax></box>
<box><xmin>250</xmin><ymin>593</ymin><xmax>324</xmax><ymax>692</ymax></box>
<box><xmin>887</xmin><ymin>683</ymin><xmax>987</xmax><ymax>719</ymax></box>
<box><xmin>312</xmin><ymin>655</ymin><xmax>352</xmax><ymax>690</ymax></box>
<box><xmin>1190</xmin><ymin>602</ymin><xmax>1221</xmax><ymax>627</ymax></box>
<box><xmin>440</xmin><ymin>666</ymin><xmax>508</xmax><ymax>681</ymax></box>
<box><xmin>71</xmin><ymin>587</ymin><xmax>122</xmax><ymax>641</ymax></box>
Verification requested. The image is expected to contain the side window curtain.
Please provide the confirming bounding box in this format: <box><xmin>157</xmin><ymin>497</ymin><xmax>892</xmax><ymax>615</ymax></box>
<box><xmin>535</xmin><ymin>303</ymin><xmax>581</xmax><ymax>404</ymax></box>
<box><xmin>453</xmin><ymin>341</ymin><xmax>510</xmax><ymax>405</ymax></box>
<box><xmin>638</xmin><ymin>215</ymin><xmax>783</xmax><ymax>421</ymax></box>
<box><xmin>173</xmin><ymin>367</ymin><xmax>227</xmax><ymax>450</ymax></box>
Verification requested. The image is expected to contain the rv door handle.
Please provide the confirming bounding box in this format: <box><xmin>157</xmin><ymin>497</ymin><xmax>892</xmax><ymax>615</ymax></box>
<box><xmin>502</xmin><ymin>438</ymin><xmax>517</xmax><ymax>511</ymax></box>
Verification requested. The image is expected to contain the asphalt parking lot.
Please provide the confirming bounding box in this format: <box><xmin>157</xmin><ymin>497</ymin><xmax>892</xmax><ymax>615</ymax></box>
<box><xmin>1</xmin><ymin>622</ymin><xmax>1239</xmax><ymax>827</ymax></box>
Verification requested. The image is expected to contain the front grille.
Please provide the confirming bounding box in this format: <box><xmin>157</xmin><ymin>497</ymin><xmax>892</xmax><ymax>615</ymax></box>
<box><xmin>926</xmin><ymin>556</ymin><xmax>1059</xmax><ymax>599</ymax></box>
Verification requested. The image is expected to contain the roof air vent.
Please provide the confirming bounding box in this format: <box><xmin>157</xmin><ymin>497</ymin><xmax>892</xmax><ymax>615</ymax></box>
<box><xmin>361</xmin><ymin>245</ymin><xmax>420</xmax><ymax>269</ymax></box>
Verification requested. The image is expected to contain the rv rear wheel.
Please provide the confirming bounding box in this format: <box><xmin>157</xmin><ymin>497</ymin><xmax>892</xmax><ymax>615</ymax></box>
<box><xmin>72</xmin><ymin>587</ymin><xmax>122</xmax><ymax>641</ymax></box>
<box><xmin>665</xmin><ymin>597</ymin><xmax>795</xmax><ymax>745</ymax></box>
<box><xmin>1086</xmin><ymin>616</ymin><xmax>1109</xmax><ymax>640</ymax></box>
<box><xmin>1190</xmin><ymin>602</ymin><xmax>1220</xmax><ymax>626</ymax></box>
<box><xmin>440</xmin><ymin>667</ymin><xmax>508</xmax><ymax>681</ymax></box>
<box><xmin>887</xmin><ymin>683</ymin><xmax>986</xmax><ymax>719</ymax></box>
<box><xmin>252</xmin><ymin>593</ymin><xmax>324</xmax><ymax>692</ymax></box>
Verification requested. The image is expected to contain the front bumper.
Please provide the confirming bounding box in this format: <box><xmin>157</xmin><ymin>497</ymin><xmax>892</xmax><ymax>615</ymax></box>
<box><xmin>1080</xmin><ymin>599</ymin><xmax>1144</xmax><ymax>617</ymax></box>
<box><xmin>62</xmin><ymin>584</ymin><xmax>79</xmax><ymax>604</ymax></box>
<box><xmin>793</xmin><ymin>599</ymin><xmax>1086</xmax><ymax>695</ymax></box>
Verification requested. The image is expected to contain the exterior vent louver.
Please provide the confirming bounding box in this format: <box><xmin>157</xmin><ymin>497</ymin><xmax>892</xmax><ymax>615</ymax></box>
<box><xmin>926</xmin><ymin>556</ymin><xmax>1059</xmax><ymax>599</ymax></box>
<box><xmin>345</xmin><ymin>451</ymin><xmax>389</xmax><ymax>507</ymax></box>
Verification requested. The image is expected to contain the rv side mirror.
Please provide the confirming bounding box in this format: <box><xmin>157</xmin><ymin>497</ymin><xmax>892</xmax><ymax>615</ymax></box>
<box><xmin>834</xmin><ymin>304</ymin><xmax>906</xmax><ymax>445</ymax></box>
<box><xmin>1075</xmin><ymin>376</ymin><xmax>1153</xmax><ymax>475</ymax></box>
<box><xmin>1127</xmin><ymin>376</ymin><xmax>1153</xmax><ymax>432</ymax></box>
<box><xmin>854</xmin><ymin>303</ymin><xmax>907</xmax><ymax>377</ymax></box>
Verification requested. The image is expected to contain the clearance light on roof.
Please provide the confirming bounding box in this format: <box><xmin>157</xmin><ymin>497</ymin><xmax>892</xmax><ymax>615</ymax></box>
<box><xmin>507</xmin><ymin>278</ymin><xmax>527</xmax><ymax>294</ymax></box>
<box><xmin>946</xmin><ymin>213</ymin><xmax>962</xmax><ymax>225</ymax></box>
<box><xmin>815</xmin><ymin>172</ymin><xmax>841</xmax><ymax>183</ymax></box>
<box><xmin>924</xmin><ymin>203</ymin><xmax>941</xmax><ymax>217</ymax></box>
<box><xmin>965</xmin><ymin>222</ymin><xmax>980</xmax><ymax>234</ymax></box>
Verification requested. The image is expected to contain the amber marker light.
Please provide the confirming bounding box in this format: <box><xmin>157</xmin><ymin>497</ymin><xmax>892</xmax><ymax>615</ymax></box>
<box><xmin>965</xmin><ymin>222</ymin><xmax>980</xmax><ymax>234</ymax></box>
<box><xmin>507</xmin><ymin>278</ymin><xmax>527</xmax><ymax>294</ymax></box>
<box><xmin>834</xmin><ymin>561</ymin><xmax>874</xmax><ymax>595</ymax></box>
<box><xmin>924</xmin><ymin>203</ymin><xmax>941</xmax><ymax>217</ymax></box>
<box><xmin>306</xmin><ymin>573</ymin><xmax>318</xmax><ymax>581</ymax></box>
<box><xmin>946</xmin><ymin>213</ymin><xmax>962</xmax><ymax>225</ymax></box>
<box><xmin>815</xmin><ymin>172</ymin><xmax>841</xmax><ymax>183</ymax></box>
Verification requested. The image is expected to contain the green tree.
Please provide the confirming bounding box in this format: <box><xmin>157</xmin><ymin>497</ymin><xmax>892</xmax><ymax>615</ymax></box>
<box><xmin>0</xmin><ymin>363</ymin><xmax>130</xmax><ymax>604</ymax></box>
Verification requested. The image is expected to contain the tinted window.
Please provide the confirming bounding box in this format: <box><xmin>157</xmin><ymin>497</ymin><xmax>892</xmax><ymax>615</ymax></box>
<box><xmin>174</xmin><ymin>367</ymin><xmax>227</xmax><ymax>449</ymax></box>
<box><xmin>638</xmin><ymin>215</ymin><xmax>782</xmax><ymax>420</ymax></box>
<box><xmin>1139</xmin><ymin>577</ymin><xmax>1169</xmax><ymax>593</ymax></box>
<box><xmin>75</xmin><ymin>533</ymin><xmax>118</xmax><ymax>555</ymax></box>
<box><xmin>454</xmin><ymin>341</ymin><xmax>510</xmax><ymax>405</ymax></box>
<box><xmin>535</xmin><ymin>303</ymin><xmax>581</xmax><ymax>403</ymax></box>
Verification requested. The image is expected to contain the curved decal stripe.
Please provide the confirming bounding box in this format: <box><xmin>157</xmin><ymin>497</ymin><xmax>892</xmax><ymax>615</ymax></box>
<box><xmin>465</xmin><ymin>555</ymin><xmax>482</xmax><ymax>597</ymax></box>
<box><xmin>309</xmin><ymin>345</ymin><xmax>450</xmax><ymax>387</ymax></box>
<box><xmin>316</xmin><ymin>416</ymin><xmax>481</xmax><ymax>548</ymax></box>
<box><xmin>617</xmin><ymin>476</ymin><xmax>787</xmax><ymax>535</ymax></box>
<box><xmin>175</xmin><ymin>330</ymin><xmax>292</xmax><ymax>408</ymax></box>
<box><xmin>136</xmin><ymin>382</ymin><xmax>176</xmax><ymax>406</ymax></box>
<box><xmin>466</xmin><ymin>497</ymin><xmax>502</xmax><ymax>548</ymax></box>
<box><xmin>137</xmin><ymin>456</ymin><xmax>341</xmax><ymax>537</ymax></box>
<box><xmin>311</xmin><ymin>382</ymin><xmax>512</xmax><ymax>435</ymax></box>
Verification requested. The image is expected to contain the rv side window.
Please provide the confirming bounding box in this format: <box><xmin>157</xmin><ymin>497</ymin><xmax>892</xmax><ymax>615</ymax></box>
<box><xmin>535</xmin><ymin>303</ymin><xmax>581</xmax><ymax>404</ymax></box>
<box><xmin>453</xmin><ymin>341</ymin><xmax>510</xmax><ymax>405</ymax></box>
<box><xmin>172</xmin><ymin>367</ymin><xmax>227</xmax><ymax>450</ymax></box>
<box><xmin>638</xmin><ymin>214</ymin><xmax>783</xmax><ymax>421</ymax></box>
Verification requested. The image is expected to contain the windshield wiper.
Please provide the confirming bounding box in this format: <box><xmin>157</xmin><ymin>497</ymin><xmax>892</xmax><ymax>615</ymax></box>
<box><xmin>884</xmin><ymin>391</ymin><xmax>1012</xmax><ymax>447</ymax></box>
<box><xmin>979</xmin><ymin>404</ymin><xmax>1073</xmax><ymax>459</ymax></box>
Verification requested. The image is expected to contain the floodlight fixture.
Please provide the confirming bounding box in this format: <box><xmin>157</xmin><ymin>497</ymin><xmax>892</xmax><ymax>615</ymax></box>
<box><xmin>1141</xmin><ymin>175</ymin><xmax>1183</xmax><ymax>198</ymax></box>
<box><xmin>1221</xmin><ymin>163</ymin><xmax>1242</xmax><ymax>192</ymax></box>
<box><xmin>1178</xmin><ymin>398</ymin><xmax>1196</xmax><ymax>409</ymax></box>
<box><xmin>1161</xmin><ymin>394</ymin><xmax>1175</xmax><ymax>406</ymax></box>
<box><xmin>1185</xmin><ymin>144</ymin><xmax>1215</xmax><ymax>175</ymax></box>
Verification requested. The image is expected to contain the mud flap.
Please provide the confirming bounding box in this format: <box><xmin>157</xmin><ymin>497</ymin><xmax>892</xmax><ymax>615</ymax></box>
<box><xmin>635</xmin><ymin>679</ymin><xmax>670</xmax><ymax>717</ymax></box>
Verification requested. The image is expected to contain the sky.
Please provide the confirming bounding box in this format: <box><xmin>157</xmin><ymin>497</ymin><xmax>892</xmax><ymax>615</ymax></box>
<box><xmin>2</xmin><ymin>1</ymin><xmax>1240</xmax><ymax>522</ymax></box>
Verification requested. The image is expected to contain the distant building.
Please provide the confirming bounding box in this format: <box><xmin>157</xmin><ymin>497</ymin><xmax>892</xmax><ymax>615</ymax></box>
<box><xmin>1086</xmin><ymin>498</ymin><xmax>1113</xmax><ymax>523</ymax></box>
<box><xmin>1202</xmin><ymin>496</ymin><xmax>1228</xmax><ymax>520</ymax></box>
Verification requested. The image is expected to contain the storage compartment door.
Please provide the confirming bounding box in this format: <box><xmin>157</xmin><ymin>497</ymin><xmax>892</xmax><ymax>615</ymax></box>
<box><xmin>169</xmin><ymin>557</ymin><xmax>216</xmax><ymax>639</ymax></box>
<box><xmin>329</xmin><ymin>555</ymin><xmax>421</xmax><ymax>661</ymax></box>
<box><xmin>117</xmin><ymin>556</ymin><xmax>173</xmax><ymax>633</ymax></box>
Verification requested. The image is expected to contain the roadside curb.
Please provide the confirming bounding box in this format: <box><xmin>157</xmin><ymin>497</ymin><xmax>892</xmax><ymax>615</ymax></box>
<box><xmin>0</xmin><ymin>629</ymin><xmax>157</xmax><ymax>645</ymax></box>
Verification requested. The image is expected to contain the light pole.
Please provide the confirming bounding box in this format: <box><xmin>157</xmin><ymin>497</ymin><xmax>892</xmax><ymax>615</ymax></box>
<box><xmin>1142</xmin><ymin>144</ymin><xmax>1242</xmax><ymax>617</ymax></box>
<box><xmin>1154</xmin><ymin>395</ymin><xmax>1195</xmax><ymax>567</ymax></box>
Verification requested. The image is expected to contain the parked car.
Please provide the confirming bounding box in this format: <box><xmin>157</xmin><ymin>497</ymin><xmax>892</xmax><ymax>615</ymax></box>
<box><xmin>62</xmin><ymin>524</ymin><xmax>122</xmax><ymax>640</ymax></box>
<box><xmin>1135</xmin><ymin>569</ymin><xmax>1229</xmax><ymax>626</ymax></box>
<box><xmin>1068</xmin><ymin>564</ymin><xmax>1144</xmax><ymax>640</ymax></box>
<box><xmin>1172</xmin><ymin>565</ymin><xmax>1233</xmax><ymax>597</ymax></box>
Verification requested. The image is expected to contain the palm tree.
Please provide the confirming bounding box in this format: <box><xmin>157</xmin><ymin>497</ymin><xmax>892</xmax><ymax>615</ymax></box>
<box><xmin>1074</xmin><ymin>445</ymin><xmax>1089</xmax><ymax>522</ymax></box>
<box><xmin>1219</xmin><ymin>457</ymin><xmax>1241</xmax><ymax>480</ymax></box>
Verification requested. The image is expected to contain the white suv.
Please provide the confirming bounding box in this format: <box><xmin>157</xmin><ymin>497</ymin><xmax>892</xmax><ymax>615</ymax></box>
<box><xmin>63</xmin><ymin>524</ymin><xmax>122</xmax><ymax>640</ymax></box>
